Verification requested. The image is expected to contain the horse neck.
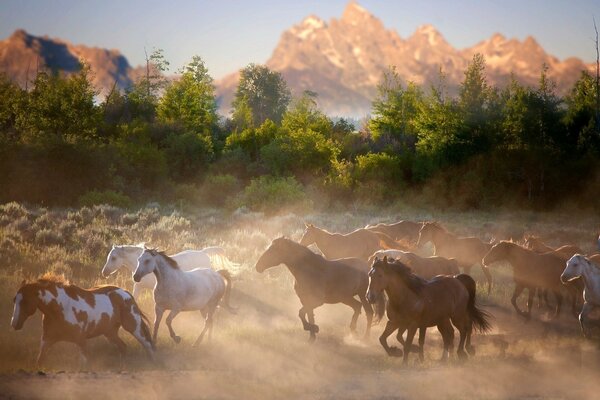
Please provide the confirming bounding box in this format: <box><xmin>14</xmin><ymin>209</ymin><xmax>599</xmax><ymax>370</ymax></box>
<box><xmin>153</xmin><ymin>257</ymin><xmax>182</xmax><ymax>286</ymax></box>
<box><xmin>120</xmin><ymin>246</ymin><xmax>144</xmax><ymax>271</ymax></box>
<box><xmin>427</xmin><ymin>228</ymin><xmax>452</xmax><ymax>251</ymax></box>
<box><xmin>311</xmin><ymin>228</ymin><xmax>335</xmax><ymax>249</ymax></box>
<box><xmin>280</xmin><ymin>243</ymin><xmax>320</xmax><ymax>281</ymax></box>
<box><xmin>580</xmin><ymin>263</ymin><xmax>600</xmax><ymax>292</ymax></box>
<box><xmin>384</xmin><ymin>273</ymin><xmax>414</xmax><ymax>307</ymax></box>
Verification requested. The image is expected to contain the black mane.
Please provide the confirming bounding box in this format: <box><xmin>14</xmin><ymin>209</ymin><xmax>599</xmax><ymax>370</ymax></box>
<box><xmin>378</xmin><ymin>259</ymin><xmax>428</xmax><ymax>294</ymax></box>
<box><xmin>149</xmin><ymin>249</ymin><xmax>180</xmax><ymax>269</ymax></box>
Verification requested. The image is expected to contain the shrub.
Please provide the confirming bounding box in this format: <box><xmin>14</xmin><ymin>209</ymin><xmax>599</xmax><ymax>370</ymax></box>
<box><xmin>238</xmin><ymin>176</ymin><xmax>311</xmax><ymax>213</ymax></box>
<box><xmin>201</xmin><ymin>174</ymin><xmax>241</xmax><ymax>206</ymax></box>
<box><xmin>78</xmin><ymin>190</ymin><xmax>133</xmax><ymax>208</ymax></box>
<box><xmin>35</xmin><ymin>228</ymin><xmax>63</xmax><ymax>246</ymax></box>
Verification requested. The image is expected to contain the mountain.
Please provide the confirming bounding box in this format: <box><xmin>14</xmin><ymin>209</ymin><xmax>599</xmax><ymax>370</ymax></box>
<box><xmin>216</xmin><ymin>1</ymin><xmax>595</xmax><ymax>116</ymax></box>
<box><xmin>0</xmin><ymin>29</ymin><xmax>139</xmax><ymax>96</ymax></box>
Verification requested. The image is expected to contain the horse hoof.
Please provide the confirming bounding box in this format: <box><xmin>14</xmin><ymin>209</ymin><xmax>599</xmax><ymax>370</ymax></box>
<box><xmin>312</xmin><ymin>325</ymin><xmax>320</xmax><ymax>334</ymax></box>
<box><xmin>308</xmin><ymin>335</ymin><xmax>317</xmax><ymax>343</ymax></box>
<box><xmin>173</xmin><ymin>336</ymin><xmax>182</xmax><ymax>344</ymax></box>
<box><xmin>466</xmin><ymin>346</ymin><xmax>476</xmax><ymax>356</ymax></box>
<box><xmin>389</xmin><ymin>347</ymin><xmax>403</xmax><ymax>357</ymax></box>
<box><xmin>457</xmin><ymin>351</ymin><xmax>468</xmax><ymax>361</ymax></box>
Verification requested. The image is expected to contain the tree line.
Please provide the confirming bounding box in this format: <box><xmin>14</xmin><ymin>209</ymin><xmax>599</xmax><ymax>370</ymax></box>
<box><xmin>0</xmin><ymin>50</ymin><xmax>599</xmax><ymax>210</ymax></box>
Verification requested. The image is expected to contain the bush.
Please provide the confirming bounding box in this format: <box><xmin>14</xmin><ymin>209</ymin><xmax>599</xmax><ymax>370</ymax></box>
<box><xmin>238</xmin><ymin>176</ymin><xmax>311</xmax><ymax>213</ymax></box>
<box><xmin>201</xmin><ymin>174</ymin><xmax>241</xmax><ymax>206</ymax></box>
<box><xmin>78</xmin><ymin>190</ymin><xmax>133</xmax><ymax>208</ymax></box>
<box><xmin>164</xmin><ymin>131</ymin><xmax>214</xmax><ymax>180</ymax></box>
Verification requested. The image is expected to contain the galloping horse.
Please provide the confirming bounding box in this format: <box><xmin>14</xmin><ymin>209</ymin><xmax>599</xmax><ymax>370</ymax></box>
<box><xmin>255</xmin><ymin>237</ymin><xmax>374</xmax><ymax>341</ymax></box>
<box><xmin>562</xmin><ymin>255</ymin><xmax>600</xmax><ymax>337</ymax></box>
<box><xmin>11</xmin><ymin>275</ymin><xmax>154</xmax><ymax>368</ymax></box>
<box><xmin>368</xmin><ymin>250</ymin><xmax>459</xmax><ymax>279</ymax></box>
<box><xmin>102</xmin><ymin>244</ymin><xmax>230</xmax><ymax>298</ymax></box>
<box><xmin>366</xmin><ymin>221</ymin><xmax>423</xmax><ymax>247</ymax></box>
<box><xmin>417</xmin><ymin>222</ymin><xmax>493</xmax><ymax>293</ymax></box>
<box><xmin>524</xmin><ymin>236</ymin><xmax>583</xmax><ymax>260</ymax></box>
<box><xmin>366</xmin><ymin>257</ymin><xmax>490</xmax><ymax>363</ymax></box>
<box><xmin>482</xmin><ymin>241</ymin><xmax>568</xmax><ymax>318</ymax></box>
<box><xmin>299</xmin><ymin>223</ymin><xmax>399</xmax><ymax>261</ymax></box>
<box><xmin>133</xmin><ymin>249</ymin><xmax>234</xmax><ymax>345</ymax></box>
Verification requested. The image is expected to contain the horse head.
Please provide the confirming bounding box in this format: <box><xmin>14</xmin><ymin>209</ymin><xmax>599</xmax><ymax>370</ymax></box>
<box><xmin>417</xmin><ymin>222</ymin><xmax>442</xmax><ymax>248</ymax></box>
<box><xmin>299</xmin><ymin>223</ymin><xmax>317</xmax><ymax>247</ymax></box>
<box><xmin>11</xmin><ymin>281</ymin><xmax>40</xmax><ymax>330</ymax></box>
<box><xmin>562</xmin><ymin>254</ymin><xmax>587</xmax><ymax>283</ymax></box>
<box><xmin>102</xmin><ymin>245</ymin><xmax>123</xmax><ymax>277</ymax></box>
<box><xmin>133</xmin><ymin>249</ymin><xmax>158</xmax><ymax>282</ymax></box>
<box><xmin>482</xmin><ymin>241</ymin><xmax>511</xmax><ymax>267</ymax></box>
<box><xmin>255</xmin><ymin>237</ymin><xmax>288</xmax><ymax>273</ymax></box>
<box><xmin>366</xmin><ymin>256</ymin><xmax>390</xmax><ymax>304</ymax></box>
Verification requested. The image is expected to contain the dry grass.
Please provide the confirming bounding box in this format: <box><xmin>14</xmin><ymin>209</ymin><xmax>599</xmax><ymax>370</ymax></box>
<box><xmin>0</xmin><ymin>202</ymin><xmax>599</xmax><ymax>399</ymax></box>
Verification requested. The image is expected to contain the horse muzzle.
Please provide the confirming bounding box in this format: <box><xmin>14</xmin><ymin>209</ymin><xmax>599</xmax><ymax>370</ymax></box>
<box><xmin>132</xmin><ymin>273</ymin><xmax>142</xmax><ymax>283</ymax></box>
<box><xmin>11</xmin><ymin>318</ymin><xmax>23</xmax><ymax>330</ymax></box>
<box><xmin>366</xmin><ymin>290</ymin><xmax>378</xmax><ymax>304</ymax></box>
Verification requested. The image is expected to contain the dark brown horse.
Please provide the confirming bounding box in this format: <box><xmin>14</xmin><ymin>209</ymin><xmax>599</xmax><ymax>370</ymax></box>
<box><xmin>368</xmin><ymin>250</ymin><xmax>460</xmax><ymax>279</ymax></box>
<box><xmin>255</xmin><ymin>237</ymin><xmax>374</xmax><ymax>341</ymax></box>
<box><xmin>366</xmin><ymin>257</ymin><xmax>491</xmax><ymax>363</ymax></box>
<box><xmin>417</xmin><ymin>222</ymin><xmax>493</xmax><ymax>293</ymax></box>
<box><xmin>366</xmin><ymin>221</ymin><xmax>423</xmax><ymax>247</ymax></box>
<box><xmin>299</xmin><ymin>223</ymin><xmax>399</xmax><ymax>261</ymax></box>
<box><xmin>482</xmin><ymin>241</ymin><xmax>569</xmax><ymax>318</ymax></box>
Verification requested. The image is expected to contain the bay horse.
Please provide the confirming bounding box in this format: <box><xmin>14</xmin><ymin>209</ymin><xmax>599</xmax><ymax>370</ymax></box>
<box><xmin>255</xmin><ymin>237</ymin><xmax>374</xmax><ymax>341</ymax></box>
<box><xmin>299</xmin><ymin>223</ymin><xmax>400</xmax><ymax>261</ymax></box>
<box><xmin>482</xmin><ymin>241</ymin><xmax>569</xmax><ymax>319</ymax></box>
<box><xmin>417</xmin><ymin>222</ymin><xmax>493</xmax><ymax>293</ymax></box>
<box><xmin>366</xmin><ymin>220</ymin><xmax>423</xmax><ymax>247</ymax></box>
<box><xmin>102</xmin><ymin>244</ymin><xmax>230</xmax><ymax>298</ymax></box>
<box><xmin>562</xmin><ymin>255</ymin><xmax>600</xmax><ymax>337</ymax></box>
<box><xmin>11</xmin><ymin>275</ymin><xmax>155</xmax><ymax>368</ymax></box>
<box><xmin>368</xmin><ymin>249</ymin><xmax>459</xmax><ymax>279</ymax></box>
<box><xmin>133</xmin><ymin>249</ymin><xmax>234</xmax><ymax>345</ymax></box>
<box><xmin>366</xmin><ymin>257</ymin><xmax>491</xmax><ymax>363</ymax></box>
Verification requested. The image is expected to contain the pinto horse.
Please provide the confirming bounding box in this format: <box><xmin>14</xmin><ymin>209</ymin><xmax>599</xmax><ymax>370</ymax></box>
<box><xmin>368</xmin><ymin>250</ymin><xmax>459</xmax><ymax>279</ymax></box>
<box><xmin>299</xmin><ymin>223</ymin><xmax>400</xmax><ymax>261</ymax></box>
<box><xmin>11</xmin><ymin>275</ymin><xmax>154</xmax><ymax>368</ymax></box>
<box><xmin>366</xmin><ymin>257</ymin><xmax>491</xmax><ymax>363</ymax></box>
<box><xmin>102</xmin><ymin>244</ymin><xmax>230</xmax><ymax>298</ymax></box>
<box><xmin>417</xmin><ymin>222</ymin><xmax>493</xmax><ymax>293</ymax></box>
<box><xmin>255</xmin><ymin>237</ymin><xmax>374</xmax><ymax>341</ymax></box>
<box><xmin>562</xmin><ymin>255</ymin><xmax>600</xmax><ymax>338</ymax></box>
<box><xmin>133</xmin><ymin>249</ymin><xmax>234</xmax><ymax>345</ymax></box>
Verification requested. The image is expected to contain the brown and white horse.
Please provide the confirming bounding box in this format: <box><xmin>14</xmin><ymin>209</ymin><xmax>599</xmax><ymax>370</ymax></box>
<box><xmin>11</xmin><ymin>275</ymin><xmax>155</xmax><ymax>368</ymax></box>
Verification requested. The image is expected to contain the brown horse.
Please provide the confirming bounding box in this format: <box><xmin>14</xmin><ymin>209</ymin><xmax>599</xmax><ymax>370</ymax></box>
<box><xmin>482</xmin><ymin>241</ymin><xmax>569</xmax><ymax>319</ymax></box>
<box><xmin>366</xmin><ymin>220</ymin><xmax>423</xmax><ymax>246</ymax></box>
<box><xmin>368</xmin><ymin>250</ymin><xmax>460</xmax><ymax>279</ymax></box>
<box><xmin>255</xmin><ymin>237</ymin><xmax>374</xmax><ymax>341</ymax></box>
<box><xmin>11</xmin><ymin>275</ymin><xmax>155</xmax><ymax>368</ymax></box>
<box><xmin>417</xmin><ymin>222</ymin><xmax>493</xmax><ymax>293</ymax></box>
<box><xmin>524</xmin><ymin>236</ymin><xmax>584</xmax><ymax>259</ymax></box>
<box><xmin>366</xmin><ymin>257</ymin><xmax>491</xmax><ymax>363</ymax></box>
<box><xmin>299</xmin><ymin>223</ymin><xmax>399</xmax><ymax>261</ymax></box>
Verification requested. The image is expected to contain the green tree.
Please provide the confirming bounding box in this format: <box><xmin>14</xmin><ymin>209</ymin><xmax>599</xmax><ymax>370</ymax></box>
<box><xmin>231</xmin><ymin>64</ymin><xmax>291</xmax><ymax>127</ymax></box>
<box><xmin>564</xmin><ymin>70</ymin><xmax>600</xmax><ymax>151</ymax></box>
<box><xmin>126</xmin><ymin>48</ymin><xmax>170</xmax><ymax>122</ymax></box>
<box><xmin>0</xmin><ymin>73</ymin><xmax>24</xmax><ymax>139</ymax></box>
<box><xmin>282</xmin><ymin>91</ymin><xmax>332</xmax><ymax>136</ymax></box>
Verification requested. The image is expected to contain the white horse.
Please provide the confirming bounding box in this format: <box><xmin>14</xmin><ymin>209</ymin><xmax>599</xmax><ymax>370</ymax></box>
<box><xmin>101</xmin><ymin>244</ymin><xmax>229</xmax><ymax>298</ymax></box>
<box><xmin>133</xmin><ymin>248</ymin><xmax>234</xmax><ymax>345</ymax></box>
<box><xmin>562</xmin><ymin>255</ymin><xmax>600</xmax><ymax>338</ymax></box>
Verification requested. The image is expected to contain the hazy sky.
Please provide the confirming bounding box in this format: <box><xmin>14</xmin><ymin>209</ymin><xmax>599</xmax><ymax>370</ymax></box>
<box><xmin>1</xmin><ymin>1</ymin><xmax>599</xmax><ymax>79</ymax></box>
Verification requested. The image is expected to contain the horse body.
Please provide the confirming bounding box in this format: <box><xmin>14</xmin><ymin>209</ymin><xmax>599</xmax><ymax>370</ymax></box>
<box><xmin>255</xmin><ymin>237</ymin><xmax>373</xmax><ymax>341</ymax></box>
<box><xmin>300</xmin><ymin>223</ymin><xmax>395</xmax><ymax>261</ymax></box>
<box><xmin>102</xmin><ymin>244</ymin><xmax>226</xmax><ymax>297</ymax></box>
<box><xmin>366</xmin><ymin>257</ymin><xmax>490</xmax><ymax>363</ymax></box>
<box><xmin>417</xmin><ymin>222</ymin><xmax>493</xmax><ymax>292</ymax></box>
<box><xmin>483</xmin><ymin>241</ymin><xmax>567</xmax><ymax>318</ymax></box>
<box><xmin>11</xmin><ymin>276</ymin><xmax>154</xmax><ymax>367</ymax></box>
<box><xmin>562</xmin><ymin>255</ymin><xmax>600</xmax><ymax>337</ymax></box>
<box><xmin>369</xmin><ymin>249</ymin><xmax>459</xmax><ymax>279</ymax></box>
<box><xmin>133</xmin><ymin>249</ymin><xmax>233</xmax><ymax>345</ymax></box>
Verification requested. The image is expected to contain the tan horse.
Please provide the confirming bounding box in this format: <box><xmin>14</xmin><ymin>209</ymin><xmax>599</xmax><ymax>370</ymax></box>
<box><xmin>417</xmin><ymin>222</ymin><xmax>493</xmax><ymax>293</ymax></box>
<box><xmin>482</xmin><ymin>241</ymin><xmax>568</xmax><ymax>319</ymax></box>
<box><xmin>366</xmin><ymin>221</ymin><xmax>423</xmax><ymax>246</ymax></box>
<box><xmin>299</xmin><ymin>223</ymin><xmax>399</xmax><ymax>261</ymax></box>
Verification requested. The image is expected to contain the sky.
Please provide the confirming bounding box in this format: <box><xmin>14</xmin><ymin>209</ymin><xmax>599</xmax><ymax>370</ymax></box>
<box><xmin>1</xmin><ymin>0</ymin><xmax>599</xmax><ymax>79</ymax></box>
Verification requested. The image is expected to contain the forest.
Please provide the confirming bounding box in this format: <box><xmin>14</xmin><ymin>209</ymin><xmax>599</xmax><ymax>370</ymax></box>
<box><xmin>0</xmin><ymin>51</ymin><xmax>599</xmax><ymax>211</ymax></box>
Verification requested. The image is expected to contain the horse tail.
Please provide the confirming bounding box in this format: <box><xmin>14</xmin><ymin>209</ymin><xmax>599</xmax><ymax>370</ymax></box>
<box><xmin>128</xmin><ymin>296</ymin><xmax>155</xmax><ymax>350</ymax></box>
<box><xmin>206</xmin><ymin>247</ymin><xmax>240</xmax><ymax>271</ymax></box>
<box><xmin>217</xmin><ymin>269</ymin><xmax>237</xmax><ymax>314</ymax></box>
<box><xmin>455</xmin><ymin>274</ymin><xmax>492</xmax><ymax>333</ymax></box>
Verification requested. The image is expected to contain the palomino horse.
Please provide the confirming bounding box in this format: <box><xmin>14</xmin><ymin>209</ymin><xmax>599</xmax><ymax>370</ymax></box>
<box><xmin>133</xmin><ymin>249</ymin><xmax>234</xmax><ymax>345</ymax></box>
<box><xmin>368</xmin><ymin>249</ymin><xmax>459</xmax><ymax>279</ymax></box>
<box><xmin>417</xmin><ymin>222</ymin><xmax>493</xmax><ymax>293</ymax></box>
<box><xmin>366</xmin><ymin>257</ymin><xmax>491</xmax><ymax>363</ymax></box>
<box><xmin>483</xmin><ymin>241</ymin><xmax>570</xmax><ymax>319</ymax></box>
<box><xmin>524</xmin><ymin>236</ymin><xmax>583</xmax><ymax>259</ymax></box>
<box><xmin>366</xmin><ymin>220</ymin><xmax>423</xmax><ymax>247</ymax></box>
<box><xmin>299</xmin><ymin>223</ymin><xmax>400</xmax><ymax>261</ymax></box>
<box><xmin>255</xmin><ymin>237</ymin><xmax>374</xmax><ymax>341</ymax></box>
<box><xmin>102</xmin><ymin>244</ymin><xmax>230</xmax><ymax>298</ymax></box>
<box><xmin>11</xmin><ymin>275</ymin><xmax>154</xmax><ymax>368</ymax></box>
<box><xmin>562</xmin><ymin>255</ymin><xmax>600</xmax><ymax>338</ymax></box>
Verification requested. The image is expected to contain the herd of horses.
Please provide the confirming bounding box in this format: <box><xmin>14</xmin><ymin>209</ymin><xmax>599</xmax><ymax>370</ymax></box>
<box><xmin>10</xmin><ymin>219</ymin><xmax>600</xmax><ymax>369</ymax></box>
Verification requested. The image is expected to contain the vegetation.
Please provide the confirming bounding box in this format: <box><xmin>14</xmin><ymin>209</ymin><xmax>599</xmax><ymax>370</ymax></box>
<box><xmin>0</xmin><ymin>51</ymin><xmax>599</xmax><ymax>211</ymax></box>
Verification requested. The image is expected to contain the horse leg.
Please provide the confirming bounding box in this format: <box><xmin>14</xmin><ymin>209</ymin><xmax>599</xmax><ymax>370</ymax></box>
<box><xmin>379</xmin><ymin>320</ymin><xmax>402</xmax><ymax>357</ymax></box>
<box><xmin>479</xmin><ymin>263</ymin><xmax>493</xmax><ymax>294</ymax></box>
<box><xmin>165</xmin><ymin>309</ymin><xmax>182</xmax><ymax>344</ymax></box>
<box><xmin>511</xmin><ymin>284</ymin><xmax>526</xmax><ymax>318</ymax></box>
<box><xmin>526</xmin><ymin>286</ymin><xmax>535</xmax><ymax>318</ymax></box>
<box><xmin>418</xmin><ymin>326</ymin><xmax>426</xmax><ymax>363</ymax></box>
<box><xmin>153</xmin><ymin>305</ymin><xmax>164</xmax><ymax>343</ymax></box>
<box><xmin>580</xmin><ymin>303</ymin><xmax>592</xmax><ymax>338</ymax></box>
<box><xmin>120</xmin><ymin>312</ymin><xmax>155</xmax><ymax>361</ymax></box>
<box><xmin>342</xmin><ymin>298</ymin><xmax>362</xmax><ymax>336</ymax></box>
<box><xmin>396</xmin><ymin>328</ymin><xmax>420</xmax><ymax>352</ymax></box>
<box><xmin>194</xmin><ymin>302</ymin><xmax>217</xmax><ymax>346</ymax></box>
<box><xmin>456</xmin><ymin>325</ymin><xmax>468</xmax><ymax>361</ymax></box>
<box><xmin>359</xmin><ymin>294</ymin><xmax>374</xmax><ymax>339</ymax></box>
<box><xmin>36</xmin><ymin>338</ymin><xmax>53</xmax><ymax>369</ymax></box>
<box><xmin>307</xmin><ymin>309</ymin><xmax>318</xmax><ymax>341</ymax></box>
<box><xmin>77</xmin><ymin>341</ymin><xmax>90</xmax><ymax>370</ymax></box>
<box><xmin>402</xmin><ymin>326</ymin><xmax>418</xmax><ymax>365</ymax></box>
<box><xmin>465</xmin><ymin>323</ymin><xmax>475</xmax><ymax>356</ymax></box>
<box><xmin>553</xmin><ymin>290</ymin><xmax>563</xmax><ymax>319</ymax></box>
<box><xmin>106</xmin><ymin>332</ymin><xmax>127</xmax><ymax>370</ymax></box>
<box><xmin>437</xmin><ymin>320</ymin><xmax>454</xmax><ymax>362</ymax></box>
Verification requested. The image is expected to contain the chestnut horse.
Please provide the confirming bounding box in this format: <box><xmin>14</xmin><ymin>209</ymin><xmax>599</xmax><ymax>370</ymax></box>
<box><xmin>368</xmin><ymin>250</ymin><xmax>459</xmax><ymax>279</ymax></box>
<box><xmin>366</xmin><ymin>257</ymin><xmax>491</xmax><ymax>363</ymax></box>
<box><xmin>11</xmin><ymin>275</ymin><xmax>154</xmax><ymax>368</ymax></box>
<box><xmin>417</xmin><ymin>222</ymin><xmax>493</xmax><ymax>293</ymax></box>
<box><xmin>255</xmin><ymin>237</ymin><xmax>374</xmax><ymax>341</ymax></box>
<box><xmin>482</xmin><ymin>241</ymin><xmax>570</xmax><ymax>319</ymax></box>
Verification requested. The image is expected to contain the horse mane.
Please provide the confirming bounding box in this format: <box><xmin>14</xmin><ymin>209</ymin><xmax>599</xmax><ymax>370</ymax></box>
<box><xmin>276</xmin><ymin>237</ymin><xmax>326</xmax><ymax>267</ymax></box>
<box><xmin>36</xmin><ymin>272</ymin><xmax>69</xmax><ymax>286</ymax></box>
<box><xmin>424</xmin><ymin>221</ymin><xmax>446</xmax><ymax>232</ymax></box>
<box><xmin>384</xmin><ymin>259</ymin><xmax>427</xmax><ymax>294</ymax></box>
<box><xmin>148</xmin><ymin>249</ymin><xmax>180</xmax><ymax>269</ymax></box>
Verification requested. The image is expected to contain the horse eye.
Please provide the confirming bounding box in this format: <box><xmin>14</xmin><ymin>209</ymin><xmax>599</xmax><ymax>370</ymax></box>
<box><xmin>111</xmin><ymin>256</ymin><xmax>116</xmax><ymax>261</ymax></box>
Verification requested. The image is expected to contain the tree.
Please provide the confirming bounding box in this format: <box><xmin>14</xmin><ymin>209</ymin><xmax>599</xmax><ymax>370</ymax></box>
<box><xmin>231</xmin><ymin>64</ymin><xmax>291</xmax><ymax>127</ymax></box>
<box><xmin>157</xmin><ymin>55</ymin><xmax>217</xmax><ymax>136</ymax></box>
<box><xmin>282</xmin><ymin>91</ymin><xmax>332</xmax><ymax>136</ymax></box>
<box><xmin>0</xmin><ymin>73</ymin><xmax>24</xmax><ymax>139</ymax></box>
<box><xmin>126</xmin><ymin>48</ymin><xmax>170</xmax><ymax>121</ymax></box>
<box><xmin>564</xmin><ymin>70</ymin><xmax>600</xmax><ymax>151</ymax></box>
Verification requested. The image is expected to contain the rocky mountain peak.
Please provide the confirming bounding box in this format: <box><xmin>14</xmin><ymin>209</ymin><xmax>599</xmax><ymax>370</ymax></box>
<box><xmin>341</xmin><ymin>1</ymin><xmax>374</xmax><ymax>24</ymax></box>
